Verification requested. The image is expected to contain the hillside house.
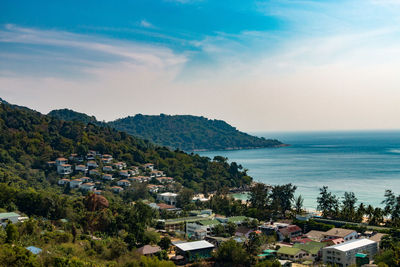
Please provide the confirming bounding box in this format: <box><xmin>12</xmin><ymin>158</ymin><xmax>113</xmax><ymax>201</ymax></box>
<box><xmin>117</xmin><ymin>179</ymin><xmax>131</xmax><ymax>187</ymax></box>
<box><xmin>80</xmin><ymin>183</ymin><xmax>95</xmax><ymax>191</ymax></box>
<box><xmin>277</xmin><ymin>247</ymin><xmax>307</xmax><ymax>261</ymax></box>
<box><xmin>57</xmin><ymin>164</ymin><xmax>72</xmax><ymax>175</ymax></box>
<box><xmin>112</xmin><ymin>186</ymin><xmax>124</xmax><ymax>193</ymax></box>
<box><xmin>56</xmin><ymin>157</ymin><xmax>68</xmax><ymax>166</ymax></box>
<box><xmin>102</xmin><ymin>174</ymin><xmax>113</xmax><ymax>181</ymax></box>
<box><xmin>119</xmin><ymin>170</ymin><xmax>130</xmax><ymax>178</ymax></box>
<box><xmin>157</xmin><ymin>192</ymin><xmax>178</xmax><ymax>206</ymax></box>
<box><xmin>175</xmin><ymin>241</ymin><xmax>215</xmax><ymax>263</ymax></box>
<box><xmin>80</xmin><ymin>177</ymin><xmax>91</xmax><ymax>183</ymax></box>
<box><xmin>0</xmin><ymin>212</ymin><xmax>22</xmax><ymax>226</ymax></box>
<box><xmin>69</xmin><ymin>179</ymin><xmax>82</xmax><ymax>188</ymax></box>
<box><xmin>87</xmin><ymin>161</ymin><xmax>98</xmax><ymax>169</ymax></box>
<box><xmin>143</xmin><ymin>163</ymin><xmax>155</xmax><ymax>171</ymax></box>
<box><xmin>58</xmin><ymin>178</ymin><xmax>70</xmax><ymax>185</ymax></box>
<box><xmin>89</xmin><ymin>169</ymin><xmax>100</xmax><ymax>176</ymax></box>
<box><xmin>75</xmin><ymin>165</ymin><xmax>88</xmax><ymax>172</ymax></box>
<box><xmin>103</xmin><ymin>165</ymin><xmax>113</xmax><ymax>172</ymax></box>
<box><xmin>323</xmin><ymin>228</ymin><xmax>358</xmax><ymax>242</ymax></box>
<box><xmin>113</xmin><ymin>162</ymin><xmax>126</xmax><ymax>170</ymax></box>
<box><xmin>156</xmin><ymin>177</ymin><xmax>174</xmax><ymax>184</ymax></box>
<box><xmin>278</xmin><ymin>225</ymin><xmax>302</xmax><ymax>241</ymax></box>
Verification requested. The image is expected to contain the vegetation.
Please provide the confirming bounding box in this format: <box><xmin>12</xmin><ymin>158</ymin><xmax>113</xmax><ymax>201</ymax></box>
<box><xmin>49</xmin><ymin>109</ymin><xmax>284</xmax><ymax>151</ymax></box>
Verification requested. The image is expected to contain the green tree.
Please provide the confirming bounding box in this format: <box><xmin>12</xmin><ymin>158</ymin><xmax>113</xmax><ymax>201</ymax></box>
<box><xmin>317</xmin><ymin>186</ymin><xmax>339</xmax><ymax>218</ymax></box>
<box><xmin>341</xmin><ymin>192</ymin><xmax>357</xmax><ymax>221</ymax></box>
<box><xmin>176</xmin><ymin>188</ymin><xmax>194</xmax><ymax>209</ymax></box>
<box><xmin>5</xmin><ymin>223</ymin><xmax>19</xmax><ymax>243</ymax></box>
<box><xmin>294</xmin><ymin>195</ymin><xmax>304</xmax><ymax>214</ymax></box>
<box><xmin>214</xmin><ymin>239</ymin><xmax>251</xmax><ymax>267</ymax></box>
<box><xmin>158</xmin><ymin>236</ymin><xmax>171</xmax><ymax>251</ymax></box>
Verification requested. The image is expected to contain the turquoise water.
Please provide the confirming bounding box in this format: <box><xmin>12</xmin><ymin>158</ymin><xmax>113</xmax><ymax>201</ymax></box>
<box><xmin>198</xmin><ymin>131</ymin><xmax>400</xmax><ymax>209</ymax></box>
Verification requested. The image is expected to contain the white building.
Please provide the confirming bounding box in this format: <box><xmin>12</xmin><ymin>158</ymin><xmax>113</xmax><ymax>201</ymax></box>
<box><xmin>57</xmin><ymin>164</ymin><xmax>72</xmax><ymax>175</ymax></box>
<box><xmin>143</xmin><ymin>163</ymin><xmax>155</xmax><ymax>171</ymax></box>
<box><xmin>0</xmin><ymin>212</ymin><xmax>22</xmax><ymax>226</ymax></box>
<box><xmin>58</xmin><ymin>178</ymin><xmax>70</xmax><ymax>185</ymax></box>
<box><xmin>157</xmin><ymin>192</ymin><xmax>178</xmax><ymax>206</ymax></box>
<box><xmin>87</xmin><ymin>160</ymin><xmax>98</xmax><ymax>169</ymax></box>
<box><xmin>112</xmin><ymin>186</ymin><xmax>124</xmax><ymax>193</ymax></box>
<box><xmin>324</xmin><ymin>228</ymin><xmax>358</xmax><ymax>242</ymax></box>
<box><xmin>55</xmin><ymin>157</ymin><xmax>68</xmax><ymax>166</ymax></box>
<box><xmin>69</xmin><ymin>179</ymin><xmax>82</xmax><ymax>188</ymax></box>
<box><xmin>80</xmin><ymin>183</ymin><xmax>95</xmax><ymax>191</ymax></box>
<box><xmin>119</xmin><ymin>170</ymin><xmax>130</xmax><ymax>178</ymax></box>
<box><xmin>117</xmin><ymin>179</ymin><xmax>131</xmax><ymax>187</ymax></box>
<box><xmin>102</xmin><ymin>174</ymin><xmax>113</xmax><ymax>181</ymax></box>
<box><xmin>89</xmin><ymin>169</ymin><xmax>100</xmax><ymax>176</ymax></box>
<box><xmin>75</xmin><ymin>165</ymin><xmax>88</xmax><ymax>172</ymax></box>
<box><xmin>322</xmin><ymin>238</ymin><xmax>378</xmax><ymax>267</ymax></box>
<box><xmin>103</xmin><ymin>165</ymin><xmax>113</xmax><ymax>172</ymax></box>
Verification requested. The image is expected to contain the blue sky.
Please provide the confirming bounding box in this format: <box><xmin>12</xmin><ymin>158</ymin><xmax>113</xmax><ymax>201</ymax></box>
<box><xmin>1</xmin><ymin>0</ymin><xmax>400</xmax><ymax>131</ymax></box>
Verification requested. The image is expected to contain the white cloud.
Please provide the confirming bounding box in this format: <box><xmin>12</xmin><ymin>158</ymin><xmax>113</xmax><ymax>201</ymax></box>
<box><xmin>139</xmin><ymin>20</ymin><xmax>154</xmax><ymax>29</ymax></box>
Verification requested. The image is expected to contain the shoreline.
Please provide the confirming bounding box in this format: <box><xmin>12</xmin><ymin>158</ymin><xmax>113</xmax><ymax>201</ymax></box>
<box><xmin>192</xmin><ymin>143</ymin><xmax>290</xmax><ymax>152</ymax></box>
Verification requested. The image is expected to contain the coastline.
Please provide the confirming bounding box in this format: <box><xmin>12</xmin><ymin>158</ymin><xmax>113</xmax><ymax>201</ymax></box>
<box><xmin>191</xmin><ymin>143</ymin><xmax>290</xmax><ymax>152</ymax></box>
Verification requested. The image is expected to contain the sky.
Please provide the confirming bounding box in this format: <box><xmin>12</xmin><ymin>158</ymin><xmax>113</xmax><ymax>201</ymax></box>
<box><xmin>1</xmin><ymin>0</ymin><xmax>400</xmax><ymax>132</ymax></box>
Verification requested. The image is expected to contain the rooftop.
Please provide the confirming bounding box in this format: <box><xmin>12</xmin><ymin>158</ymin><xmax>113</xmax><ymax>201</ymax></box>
<box><xmin>277</xmin><ymin>246</ymin><xmax>302</xmax><ymax>256</ymax></box>
<box><xmin>324</xmin><ymin>228</ymin><xmax>356</xmax><ymax>238</ymax></box>
<box><xmin>175</xmin><ymin>240</ymin><xmax>214</xmax><ymax>251</ymax></box>
<box><xmin>0</xmin><ymin>212</ymin><xmax>20</xmax><ymax>219</ymax></box>
<box><xmin>324</xmin><ymin>238</ymin><xmax>376</xmax><ymax>252</ymax></box>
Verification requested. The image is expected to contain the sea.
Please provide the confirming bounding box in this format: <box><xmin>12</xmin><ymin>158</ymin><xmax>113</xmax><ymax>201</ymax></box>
<box><xmin>197</xmin><ymin>130</ymin><xmax>400</xmax><ymax>210</ymax></box>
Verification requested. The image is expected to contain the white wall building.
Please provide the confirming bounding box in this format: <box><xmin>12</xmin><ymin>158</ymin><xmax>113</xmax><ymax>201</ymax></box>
<box><xmin>157</xmin><ymin>192</ymin><xmax>178</xmax><ymax>206</ymax></box>
<box><xmin>322</xmin><ymin>238</ymin><xmax>378</xmax><ymax>267</ymax></box>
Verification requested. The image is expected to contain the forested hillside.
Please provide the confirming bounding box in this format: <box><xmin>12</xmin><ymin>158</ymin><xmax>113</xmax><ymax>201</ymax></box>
<box><xmin>49</xmin><ymin>109</ymin><xmax>284</xmax><ymax>151</ymax></box>
<box><xmin>1</xmin><ymin>102</ymin><xmax>252</xmax><ymax>193</ymax></box>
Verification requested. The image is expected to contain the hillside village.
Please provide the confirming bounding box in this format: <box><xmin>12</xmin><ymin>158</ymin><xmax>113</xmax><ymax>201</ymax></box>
<box><xmin>0</xmin><ymin>150</ymin><xmax>385</xmax><ymax>266</ymax></box>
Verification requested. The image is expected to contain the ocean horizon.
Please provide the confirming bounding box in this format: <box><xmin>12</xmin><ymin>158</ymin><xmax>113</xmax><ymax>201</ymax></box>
<box><xmin>198</xmin><ymin>130</ymin><xmax>400</xmax><ymax>209</ymax></box>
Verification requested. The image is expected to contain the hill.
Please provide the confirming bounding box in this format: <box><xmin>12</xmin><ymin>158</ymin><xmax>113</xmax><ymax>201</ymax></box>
<box><xmin>0</xmin><ymin>101</ymin><xmax>252</xmax><ymax>193</ymax></box>
<box><xmin>49</xmin><ymin>109</ymin><xmax>284</xmax><ymax>151</ymax></box>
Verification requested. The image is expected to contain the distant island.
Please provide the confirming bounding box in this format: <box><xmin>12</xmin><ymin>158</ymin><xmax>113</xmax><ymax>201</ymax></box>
<box><xmin>49</xmin><ymin>109</ymin><xmax>285</xmax><ymax>151</ymax></box>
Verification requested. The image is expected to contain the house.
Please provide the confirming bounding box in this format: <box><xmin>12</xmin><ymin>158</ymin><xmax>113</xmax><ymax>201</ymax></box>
<box><xmin>175</xmin><ymin>241</ymin><xmax>215</xmax><ymax>262</ymax></box>
<box><xmin>147</xmin><ymin>184</ymin><xmax>164</xmax><ymax>193</ymax></box>
<box><xmin>75</xmin><ymin>165</ymin><xmax>88</xmax><ymax>172</ymax></box>
<box><xmin>102</xmin><ymin>174</ymin><xmax>113</xmax><ymax>181</ymax></box>
<box><xmin>57</xmin><ymin>164</ymin><xmax>72</xmax><ymax>175</ymax></box>
<box><xmin>369</xmin><ymin>233</ymin><xmax>388</xmax><ymax>247</ymax></box>
<box><xmin>156</xmin><ymin>177</ymin><xmax>174</xmax><ymax>184</ymax></box>
<box><xmin>277</xmin><ymin>247</ymin><xmax>307</xmax><ymax>261</ymax></box>
<box><xmin>0</xmin><ymin>212</ymin><xmax>22</xmax><ymax>226</ymax></box>
<box><xmin>117</xmin><ymin>179</ymin><xmax>131</xmax><ymax>187</ymax></box>
<box><xmin>322</xmin><ymin>237</ymin><xmax>345</xmax><ymax>246</ymax></box>
<box><xmin>306</xmin><ymin>230</ymin><xmax>326</xmax><ymax>241</ymax></box>
<box><xmin>235</xmin><ymin>226</ymin><xmax>255</xmax><ymax>238</ymax></box>
<box><xmin>150</xmin><ymin>171</ymin><xmax>164</xmax><ymax>178</ymax></box>
<box><xmin>89</xmin><ymin>169</ymin><xmax>100</xmax><ymax>176</ymax></box>
<box><xmin>69</xmin><ymin>179</ymin><xmax>82</xmax><ymax>188</ymax></box>
<box><xmin>87</xmin><ymin>160</ymin><xmax>98</xmax><ymax>169</ymax></box>
<box><xmin>129</xmin><ymin>168</ymin><xmax>139</xmax><ymax>176</ymax></box>
<box><xmin>113</xmin><ymin>162</ymin><xmax>126</xmax><ymax>170</ymax></box>
<box><xmin>111</xmin><ymin>186</ymin><xmax>124</xmax><ymax>193</ymax></box>
<box><xmin>80</xmin><ymin>183</ymin><xmax>95</xmax><ymax>191</ymax></box>
<box><xmin>278</xmin><ymin>225</ymin><xmax>302</xmax><ymax>241</ymax></box>
<box><xmin>47</xmin><ymin>161</ymin><xmax>56</xmax><ymax>167</ymax></box>
<box><xmin>293</xmin><ymin>241</ymin><xmax>327</xmax><ymax>260</ymax></box>
<box><xmin>103</xmin><ymin>165</ymin><xmax>113</xmax><ymax>172</ymax></box>
<box><xmin>136</xmin><ymin>245</ymin><xmax>161</xmax><ymax>256</ymax></box>
<box><xmin>324</xmin><ymin>228</ymin><xmax>358</xmax><ymax>242</ymax></box>
<box><xmin>157</xmin><ymin>192</ymin><xmax>178</xmax><ymax>206</ymax></box>
<box><xmin>186</xmin><ymin>223</ymin><xmax>208</xmax><ymax>240</ymax></box>
<box><xmin>101</xmin><ymin>154</ymin><xmax>113</xmax><ymax>164</ymax></box>
<box><xmin>198</xmin><ymin>220</ymin><xmax>222</xmax><ymax>235</ymax></box>
<box><xmin>322</xmin><ymin>238</ymin><xmax>378</xmax><ymax>266</ymax></box>
<box><xmin>216</xmin><ymin>216</ymin><xmax>248</xmax><ymax>225</ymax></box>
<box><xmin>56</xmin><ymin>157</ymin><xmax>68</xmax><ymax>166</ymax></box>
<box><xmin>94</xmin><ymin>189</ymin><xmax>102</xmax><ymax>195</ymax></box>
<box><xmin>58</xmin><ymin>178</ymin><xmax>70</xmax><ymax>185</ymax></box>
<box><xmin>119</xmin><ymin>170</ymin><xmax>130</xmax><ymax>178</ymax></box>
<box><xmin>143</xmin><ymin>163</ymin><xmax>155</xmax><ymax>171</ymax></box>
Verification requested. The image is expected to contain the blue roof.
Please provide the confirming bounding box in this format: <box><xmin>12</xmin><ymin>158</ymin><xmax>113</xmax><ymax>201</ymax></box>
<box><xmin>26</xmin><ymin>246</ymin><xmax>42</xmax><ymax>255</ymax></box>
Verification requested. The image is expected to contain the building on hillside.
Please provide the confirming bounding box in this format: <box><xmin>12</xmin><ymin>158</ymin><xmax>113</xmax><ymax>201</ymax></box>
<box><xmin>75</xmin><ymin>164</ymin><xmax>88</xmax><ymax>172</ymax></box>
<box><xmin>87</xmin><ymin>161</ymin><xmax>98</xmax><ymax>169</ymax></box>
<box><xmin>129</xmin><ymin>168</ymin><xmax>139</xmax><ymax>176</ymax></box>
<box><xmin>80</xmin><ymin>183</ymin><xmax>95</xmax><ymax>191</ymax></box>
<box><xmin>143</xmin><ymin>163</ymin><xmax>155</xmax><ymax>171</ymax></box>
<box><xmin>89</xmin><ymin>169</ymin><xmax>100</xmax><ymax>176</ymax></box>
<box><xmin>157</xmin><ymin>192</ymin><xmax>178</xmax><ymax>206</ymax></box>
<box><xmin>80</xmin><ymin>177</ymin><xmax>91</xmax><ymax>183</ymax></box>
<box><xmin>136</xmin><ymin>245</ymin><xmax>161</xmax><ymax>256</ymax></box>
<box><xmin>322</xmin><ymin>238</ymin><xmax>378</xmax><ymax>266</ymax></box>
<box><xmin>293</xmin><ymin>241</ymin><xmax>327</xmax><ymax>261</ymax></box>
<box><xmin>111</xmin><ymin>186</ymin><xmax>124</xmax><ymax>193</ymax></box>
<box><xmin>58</xmin><ymin>178</ymin><xmax>70</xmax><ymax>185</ymax></box>
<box><xmin>113</xmin><ymin>162</ymin><xmax>126</xmax><ymax>170</ymax></box>
<box><xmin>156</xmin><ymin>177</ymin><xmax>174</xmax><ymax>184</ymax></box>
<box><xmin>323</xmin><ymin>237</ymin><xmax>345</xmax><ymax>246</ymax></box>
<box><xmin>101</xmin><ymin>154</ymin><xmax>113</xmax><ymax>164</ymax></box>
<box><xmin>56</xmin><ymin>157</ymin><xmax>68</xmax><ymax>166</ymax></box>
<box><xmin>103</xmin><ymin>165</ymin><xmax>113</xmax><ymax>172</ymax></box>
<box><xmin>175</xmin><ymin>240</ymin><xmax>214</xmax><ymax>262</ymax></box>
<box><xmin>277</xmin><ymin>225</ymin><xmax>302</xmax><ymax>240</ymax></box>
<box><xmin>119</xmin><ymin>170</ymin><xmax>130</xmax><ymax>178</ymax></box>
<box><xmin>198</xmin><ymin>219</ymin><xmax>221</xmax><ymax>235</ymax></box>
<box><xmin>277</xmin><ymin>247</ymin><xmax>307</xmax><ymax>261</ymax></box>
<box><xmin>323</xmin><ymin>228</ymin><xmax>358</xmax><ymax>242</ymax></box>
<box><xmin>235</xmin><ymin>226</ymin><xmax>256</xmax><ymax>238</ymax></box>
<box><xmin>369</xmin><ymin>233</ymin><xmax>387</xmax><ymax>247</ymax></box>
<box><xmin>147</xmin><ymin>184</ymin><xmax>164</xmax><ymax>193</ymax></box>
<box><xmin>69</xmin><ymin>179</ymin><xmax>82</xmax><ymax>188</ymax></box>
<box><xmin>102</xmin><ymin>174</ymin><xmax>113</xmax><ymax>181</ymax></box>
<box><xmin>305</xmin><ymin>230</ymin><xmax>326</xmax><ymax>241</ymax></box>
<box><xmin>0</xmin><ymin>212</ymin><xmax>22</xmax><ymax>226</ymax></box>
<box><xmin>117</xmin><ymin>179</ymin><xmax>131</xmax><ymax>187</ymax></box>
<box><xmin>57</xmin><ymin>164</ymin><xmax>72</xmax><ymax>175</ymax></box>
<box><xmin>216</xmin><ymin>216</ymin><xmax>248</xmax><ymax>225</ymax></box>
<box><xmin>186</xmin><ymin>223</ymin><xmax>208</xmax><ymax>240</ymax></box>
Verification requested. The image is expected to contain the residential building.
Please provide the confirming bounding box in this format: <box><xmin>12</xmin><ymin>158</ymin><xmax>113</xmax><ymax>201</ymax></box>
<box><xmin>136</xmin><ymin>245</ymin><xmax>161</xmax><ymax>256</ymax></box>
<box><xmin>112</xmin><ymin>186</ymin><xmax>124</xmax><ymax>193</ymax></box>
<box><xmin>55</xmin><ymin>157</ymin><xmax>68</xmax><ymax>166</ymax></box>
<box><xmin>306</xmin><ymin>230</ymin><xmax>326</xmax><ymax>241</ymax></box>
<box><xmin>80</xmin><ymin>177</ymin><xmax>91</xmax><ymax>183</ymax></box>
<box><xmin>324</xmin><ymin>228</ymin><xmax>358</xmax><ymax>242</ymax></box>
<box><xmin>119</xmin><ymin>170</ymin><xmax>130</xmax><ymax>178</ymax></box>
<box><xmin>58</xmin><ymin>178</ymin><xmax>70</xmax><ymax>185</ymax></box>
<box><xmin>75</xmin><ymin>164</ymin><xmax>87</xmax><ymax>172</ymax></box>
<box><xmin>102</xmin><ymin>174</ymin><xmax>113</xmax><ymax>181</ymax></box>
<box><xmin>143</xmin><ymin>163</ymin><xmax>154</xmax><ymax>171</ymax></box>
<box><xmin>89</xmin><ymin>169</ymin><xmax>100</xmax><ymax>176</ymax></box>
<box><xmin>103</xmin><ymin>165</ymin><xmax>113</xmax><ymax>172</ymax></box>
<box><xmin>113</xmin><ymin>162</ymin><xmax>126</xmax><ymax>170</ymax></box>
<box><xmin>278</xmin><ymin>225</ymin><xmax>302</xmax><ymax>240</ymax></box>
<box><xmin>0</xmin><ymin>212</ymin><xmax>22</xmax><ymax>226</ymax></box>
<box><xmin>277</xmin><ymin>247</ymin><xmax>307</xmax><ymax>261</ymax></box>
<box><xmin>293</xmin><ymin>241</ymin><xmax>327</xmax><ymax>261</ymax></box>
<box><xmin>175</xmin><ymin>241</ymin><xmax>215</xmax><ymax>262</ymax></box>
<box><xmin>156</xmin><ymin>177</ymin><xmax>174</xmax><ymax>184</ymax></box>
<box><xmin>322</xmin><ymin>238</ymin><xmax>378</xmax><ymax>267</ymax></box>
<box><xmin>157</xmin><ymin>192</ymin><xmax>178</xmax><ymax>206</ymax></box>
<box><xmin>69</xmin><ymin>179</ymin><xmax>82</xmax><ymax>188</ymax></box>
<box><xmin>80</xmin><ymin>183</ymin><xmax>95</xmax><ymax>191</ymax></box>
<box><xmin>186</xmin><ymin>223</ymin><xmax>207</xmax><ymax>240</ymax></box>
<box><xmin>57</xmin><ymin>164</ymin><xmax>72</xmax><ymax>175</ymax></box>
<box><xmin>117</xmin><ymin>179</ymin><xmax>131</xmax><ymax>187</ymax></box>
<box><xmin>87</xmin><ymin>160</ymin><xmax>98</xmax><ymax>169</ymax></box>
<box><xmin>216</xmin><ymin>216</ymin><xmax>248</xmax><ymax>225</ymax></box>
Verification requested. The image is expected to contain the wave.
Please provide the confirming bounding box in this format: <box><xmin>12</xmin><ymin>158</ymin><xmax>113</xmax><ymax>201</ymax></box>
<box><xmin>388</xmin><ymin>149</ymin><xmax>400</xmax><ymax>154</ymax></box>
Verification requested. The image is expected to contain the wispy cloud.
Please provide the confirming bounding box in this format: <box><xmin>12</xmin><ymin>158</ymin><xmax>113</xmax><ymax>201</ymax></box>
<box><xmin>139</xmin><ymin>20</ymin><xmax>154</xmax><ymax>29</ymax></box>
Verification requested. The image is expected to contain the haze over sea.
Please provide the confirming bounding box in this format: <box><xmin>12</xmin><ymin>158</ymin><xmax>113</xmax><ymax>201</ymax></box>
<box><xmin>198</xmin><ymin>130</ymin><xmax>400</xmax><ymax>210</ymax></box>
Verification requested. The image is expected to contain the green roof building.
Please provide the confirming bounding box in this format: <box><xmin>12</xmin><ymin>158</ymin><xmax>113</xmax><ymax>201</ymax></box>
<box><xmin>293</xmin><ymin>241</ymin><xmax>327</xmax><ymax>259</ymax></box>
<box><xmin>277</xmin><ymin>246</ymin><xmax>307</xmax><ymax>261</ymax></box>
